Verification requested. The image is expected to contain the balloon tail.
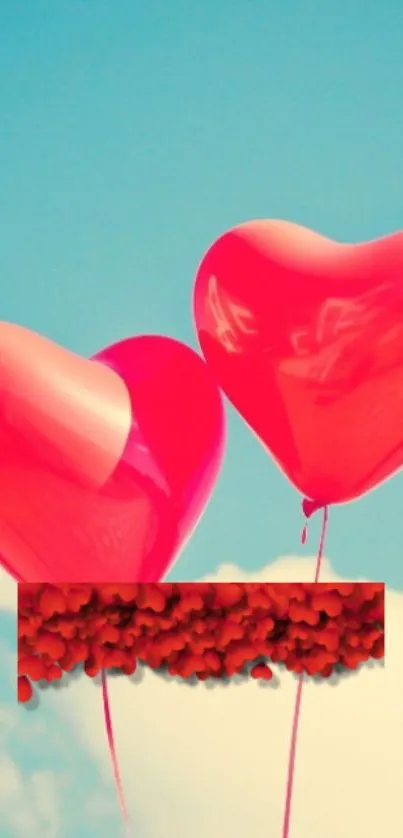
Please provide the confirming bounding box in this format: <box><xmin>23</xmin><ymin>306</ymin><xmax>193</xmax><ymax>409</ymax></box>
<box><xmin>101</xmin><ymin>669</ymin><xmax>132</xmax><ymax>836</ymax></box>
<box><xmin>100</xmin><ymin>499</ymin><xmax>329</xmax><ymax>838</ymax></box>
<box><xmin>300</xmin><ymin>497</ymin><xmax>326</xmax><ymax>547</ymax></box>
<box><xmin>281</xmin><ymin>505</ymin><xmax>329</xmax><ymax>838</ymax></box>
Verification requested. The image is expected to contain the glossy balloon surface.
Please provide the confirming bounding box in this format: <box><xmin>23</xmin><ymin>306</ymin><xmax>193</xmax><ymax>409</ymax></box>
<box><xmin>0</xmin><ymin>327</ymin><xmax>224</xmax><ymax>581</ymax></box>
<box><xmin>194</xmin><ymin>220</ymin><xmax>403</xmax><ymax>505</ymax></box>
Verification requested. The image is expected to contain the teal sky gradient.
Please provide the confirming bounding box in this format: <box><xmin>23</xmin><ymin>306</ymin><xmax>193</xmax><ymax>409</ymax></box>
<box><xmin>1</xmin><ymin>0</ymin><xmax>402</xmax><ymax>587</ymax></box>
<box><xmin>0</xmin><ymin>2</ymin><xmax>402</xmax><ymax>834</ymax></box>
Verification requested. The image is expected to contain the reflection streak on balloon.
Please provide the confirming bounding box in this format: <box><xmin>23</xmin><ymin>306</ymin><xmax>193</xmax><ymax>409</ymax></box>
<box><xmin>0</xmin><ymin>328</ymin><xmax>225</xmax><ymax>583</ymax></box>
<box><xmin>194</xmin><ymin>219</ymin><xmax>403</xmax><ymax>505</ymax></box>
<box><xmin>207</xmin><ymin>274</ymin><xmax>258</xmax><ymax>353</ymax></box>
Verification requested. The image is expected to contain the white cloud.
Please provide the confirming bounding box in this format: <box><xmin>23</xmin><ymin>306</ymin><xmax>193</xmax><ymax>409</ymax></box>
<box><xmin>1</xmin><ymin>559</ymin><xmax>400</xmax><ymax>837</ymax></box>
<box><xmin>0</xmin><ymin>704</ymin><xmax>18</xmax><ymax>744</ymax></box>
<box><xmin>0</xmin><ymin>754</ymin><xmax>61</xmax><ymax>838</ymax></box>
<box><xmin>0</xmin><ymin>576</ymin><xmax>62</xmax><ymax>838</ymax></box>
<box><xmin>0</xmin><ymin>754</ymin><xmax>21</xmax><ymax>800</ymax></box>
<box><xmin>205</xmin><ymin>555</ymin><xmax>385</xmax><ymax>584</ymax></box>
<box><xmin>45</xmin><ymin>556</ymin><xmax>402</xmax><ymax>838</ymax></box>
<box><xmin>0</xmin><ymin>567</ymin><xmax>17</xmax><ymax>611</ymax></box>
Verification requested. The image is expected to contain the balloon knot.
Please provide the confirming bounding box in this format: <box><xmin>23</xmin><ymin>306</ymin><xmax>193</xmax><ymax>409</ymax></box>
<box><xmin>302</xmin><ymin>498</ymin><xmax>324</xmax><ymax>519</ymax></box>
<box><xmin>300</xmin><ymin>499</ymin><xmax>326</xmax><ymax>544</ymax></box>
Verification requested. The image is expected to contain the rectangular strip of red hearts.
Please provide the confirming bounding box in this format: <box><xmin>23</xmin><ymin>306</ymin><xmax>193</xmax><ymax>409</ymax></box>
<box><xmin>17</xmin><ymin>582</ymin><xmax>384</xmax><ymax>703</ymax></box>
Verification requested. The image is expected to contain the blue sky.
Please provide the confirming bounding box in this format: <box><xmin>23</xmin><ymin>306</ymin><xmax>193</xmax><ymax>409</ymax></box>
<box><xmin>0</xmin><ymin>1</ymin><xmax>402</xmax><ymax>835</ymax></box>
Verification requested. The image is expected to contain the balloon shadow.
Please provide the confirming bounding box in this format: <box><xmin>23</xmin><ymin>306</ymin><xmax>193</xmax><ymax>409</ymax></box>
<box><xmin>22</xmin><ymin>654</ymin><xmax>384</xmax><ymax>709</ymax></box>
<box><xmin>21</xmin><ymin>663</ymin><xmax>86</xmax><ymax>711</ymax></box>
<box><xmin>124</xmin><ymin>659</ymin><xmax>282</xmax><ymax>690</ymax></box>
<box><xmin>290</xmin><ymin>655</ymin><xmax>385</xmax><ymax>687</ymax></box>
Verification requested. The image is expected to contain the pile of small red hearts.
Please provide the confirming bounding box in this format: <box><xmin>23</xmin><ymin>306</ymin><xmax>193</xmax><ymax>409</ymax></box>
<box><xmin>17</xmin><ymin>582</ymin><xmax>384</xmax><ymax>703</ymax></box>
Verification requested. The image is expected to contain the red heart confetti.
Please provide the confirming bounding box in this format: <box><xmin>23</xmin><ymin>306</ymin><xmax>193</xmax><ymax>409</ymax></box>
<box><xmin>17</xmin><ymin>582</ymin><xmax>384</xmax><ymax>703</ymax></box>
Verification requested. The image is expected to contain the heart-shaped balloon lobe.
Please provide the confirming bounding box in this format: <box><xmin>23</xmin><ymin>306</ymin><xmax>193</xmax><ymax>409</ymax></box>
<box><xmin>193</xmin><ymin>219</ymin><xmax>403</xmax><ymax>505</ymax></box>
<box><xmin>0</xmin><ymin>326</ymin><xmax>224</xmax><ymax>582</ymax></box>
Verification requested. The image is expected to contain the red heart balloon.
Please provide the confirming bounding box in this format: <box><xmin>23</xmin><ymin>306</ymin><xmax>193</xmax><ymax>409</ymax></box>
<box><xmin>193</xmin><ymin>220</ymin><xmax>403</xmax><ymax>507</ymax></box>
<box><xmin>0</xmin><ymin>324</ymin><xmax>224</xmax><ymax>582</ymax></box>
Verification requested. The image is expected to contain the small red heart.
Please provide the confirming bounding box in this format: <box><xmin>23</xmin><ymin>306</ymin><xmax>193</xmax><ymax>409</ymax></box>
<box><xmin>194</xmin><ymin>219</ymin><xmax>403</xmax><ymax>505</ymax></box>
<box><xmin>0</xmin><ymin>326</ymin><xmax>224</xmax><ymax>581</ymax></box>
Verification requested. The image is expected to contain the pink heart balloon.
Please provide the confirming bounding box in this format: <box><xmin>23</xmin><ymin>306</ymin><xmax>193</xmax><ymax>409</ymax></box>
<box><xmin>0</xmin><ymin>323</ymin><xmax>225</xmax><ymax>582</ymax></box>
<box><xmin>194</xmin><ymin>220</ymin><xmax>403</xmax><ymax>507</ymax></box>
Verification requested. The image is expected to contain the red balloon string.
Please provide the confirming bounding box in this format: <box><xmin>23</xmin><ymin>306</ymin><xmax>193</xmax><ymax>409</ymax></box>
<box><xmin>300</xmin><ymin>497</ymin><xmax>326</xmax><ymax>545</ymax></box>
<box><xmin>282</xmin><ymin>504</ymin><xmax>329</xmax><ymax>838</ymax></box>
<box><xmin>101</xmin><ymin>669</ymin><xmax>132</xmax><ymax>836</ymax></box>
<box><xmin>99</xmin><ymin>501</ymin><xmax>329</xmax><ymax>838</ymax></box>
